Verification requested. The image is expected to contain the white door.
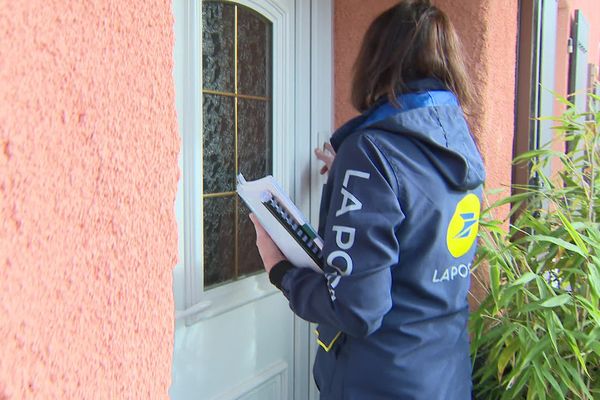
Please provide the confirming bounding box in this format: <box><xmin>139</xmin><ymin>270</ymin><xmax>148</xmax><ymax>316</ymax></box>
<box><xmin>170</xmin><ymin>0</ymin><xmax>332</xmax><ymax>399</ymax></box>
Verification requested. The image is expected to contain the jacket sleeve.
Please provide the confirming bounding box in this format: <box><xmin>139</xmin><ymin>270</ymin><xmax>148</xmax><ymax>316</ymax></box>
<box><xmin>273</xmin><ymin>133</ymin><xmax>405</xmax><ymax>337</ymax></box>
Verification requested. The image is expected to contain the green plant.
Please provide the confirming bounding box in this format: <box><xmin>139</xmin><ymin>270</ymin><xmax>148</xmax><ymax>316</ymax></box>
<box><xmin>470</xmin><ymin>94</ymin><xmax>600</xmax><ymax>400</ymax></box>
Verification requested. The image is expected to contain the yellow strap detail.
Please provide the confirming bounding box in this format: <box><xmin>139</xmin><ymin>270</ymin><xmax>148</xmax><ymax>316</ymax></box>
<box><xmin>315</xmin><ymin>330</ymin><xmax>342</xmax><ymax>352</ymax></box>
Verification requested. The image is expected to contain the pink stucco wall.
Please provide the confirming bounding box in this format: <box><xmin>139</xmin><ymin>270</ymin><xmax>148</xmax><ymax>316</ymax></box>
<box><xmin>0</xmin><ymin>2</ymin><xmax>179</xmax><ymax>399</ymax></box>
<box><xmin>333</xmin><ymin>0</ymin><xmax>398</xmax><ymax>127</ymax></box>
<box><xmin>334</xmin><ymin>0</ymin><xmax>519</xmax><ymax>303</ymax></box>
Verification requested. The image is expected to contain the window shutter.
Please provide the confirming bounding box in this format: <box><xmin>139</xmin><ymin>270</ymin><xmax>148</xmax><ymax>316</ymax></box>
<box><xmin>568</xmin><ymin>10</ymin><xmax>589</xmax><ymax>153</ymax></box>
<box><xmin>569</xmin><ymin>10</ymin><xmax>590</xmax><ymax>114</ymax></box>
<box><xmin>537</xmin><ymin>0</ymin><xmax>558</xmax><ymax>145</ymax></box>
<box><xmin>537</xmin><ymin>0</ymin><xmax>558</xmax><ymax>179</ymax></box>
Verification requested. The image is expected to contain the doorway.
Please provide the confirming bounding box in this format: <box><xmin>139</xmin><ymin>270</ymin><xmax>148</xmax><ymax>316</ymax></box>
<box><xmin>170</xmin><ymin>1</ymin><xmax>332</xmax><ymax>399</ymax></box>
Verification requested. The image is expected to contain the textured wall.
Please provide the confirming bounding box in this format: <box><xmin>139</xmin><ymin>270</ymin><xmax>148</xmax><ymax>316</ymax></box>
<box><xmin>333</xmin><ymin>0</ymin><xmax>398</xmax><ymax>127</ymax></box>
<box><xmin>0</xmin><ymin>2</ymin><xmax>179</xmax><ymax>399</ymax></box>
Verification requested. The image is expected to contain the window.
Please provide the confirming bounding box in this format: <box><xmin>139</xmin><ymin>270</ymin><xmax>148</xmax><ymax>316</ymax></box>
<box><xmin>568</xmin><ymin>10</ymin><xmax>590</xmax><ymax>122</ymax></box>
<box><xmin>514</xmin><ymin>0</ymin><xmax>558</xmax><ymax>187</ymax></box>
<box><xmin>201</xmin><ymin>1</ymin><xmax>273</xmax><ymax>288</ymax></box>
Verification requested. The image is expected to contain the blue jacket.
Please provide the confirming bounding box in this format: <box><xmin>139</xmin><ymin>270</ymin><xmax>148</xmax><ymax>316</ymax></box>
<box><xmin>269</xmin><ymin>78</ymin><xmax>485</xmax><ymax>399</ymax></box>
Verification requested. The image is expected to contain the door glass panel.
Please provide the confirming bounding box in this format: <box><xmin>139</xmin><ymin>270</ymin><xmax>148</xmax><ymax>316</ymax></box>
<box><xmin>238</xmin><ymin>6</ymin><xmax>272</xmax><ymax>97</ymax></box>
<box><xmin>203</xmin><ymin>196</ymin><xmax>236</xmax><ymax>287</ymax></box>
<box><xmin>238</xmin><ymin>98</ymin><xmax>272</xmax><ymax>181</ymax></box>
<box><xmin>202</xmin><ymin>2</ymin><xmax>235</xmax><ymax>92</ymax></box>
<box><xmin>237</xmin><ymin>202</ymin><xmax>264</xmax><ymax>277</ymax></box>
<box><xmin>202</xmin><ymin>1</ymin><xmax>273</xmax><ymax>289</ymax></box>
<box><xmin>202</xmin><ymin>94</ymin><xmax>236</xmax><ymax>193</ymax></box>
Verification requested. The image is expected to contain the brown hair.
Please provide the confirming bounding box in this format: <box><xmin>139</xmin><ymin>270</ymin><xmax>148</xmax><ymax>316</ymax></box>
<box><xmin>351</xmin><ymin>0</ymin><xmax>475</xmax><ymax>113</ymax></box>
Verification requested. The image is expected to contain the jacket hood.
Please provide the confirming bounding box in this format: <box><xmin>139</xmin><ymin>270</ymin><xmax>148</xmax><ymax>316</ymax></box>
<box><xmin>331</xmin><ymin>79</ymin><xmax>485</xmax><ymax>191</ymax></box>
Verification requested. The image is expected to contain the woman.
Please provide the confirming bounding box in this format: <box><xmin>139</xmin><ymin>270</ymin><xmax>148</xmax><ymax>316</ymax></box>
<box><xmin>250</xmin><ymin>1</ymin><xmax>485</xmax><ymax>398</ymax></box>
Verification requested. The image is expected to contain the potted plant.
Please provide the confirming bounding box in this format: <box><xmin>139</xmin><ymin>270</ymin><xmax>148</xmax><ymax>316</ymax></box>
<box><xmin>470</xmin><ymin>94</ymin><xmax>600</xmax><ymax>399</ymax></box>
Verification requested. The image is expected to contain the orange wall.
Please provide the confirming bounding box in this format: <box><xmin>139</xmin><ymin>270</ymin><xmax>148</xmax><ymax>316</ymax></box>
<box><xmin>333</xmin><ymin>0</ymin><xmax>398</xmax><ymax>127</ymax></box>
<box><xmin>0</xmin><ymin>2</ymin><xmax>179</xmax><ymax>399</ymax></box>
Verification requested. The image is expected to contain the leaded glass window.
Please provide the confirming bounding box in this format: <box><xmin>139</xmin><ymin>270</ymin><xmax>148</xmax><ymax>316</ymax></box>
<box><xmin>202</xmin><ymin>1</ymin><xmax>273</xmax><ymax>288</ymax></box>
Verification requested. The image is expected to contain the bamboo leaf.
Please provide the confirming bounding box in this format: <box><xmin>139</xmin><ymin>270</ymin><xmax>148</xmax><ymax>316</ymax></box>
<box><xmin>531</xmin><ymin>235</ymin><xmax>587</xmax><ymax>257</ymax></box>
<box><xmin>539</xmin><ymin>293</ymin><xmax>571</xmax><ymax>308</ymax></box>
<box><xmin>509</xmin><ymin>272</ymin><xmax>537</xmax><ymax>287</ymax></box>
<box><xmin>574</xmin><ymin>295</ymin><xmax>600</xmax><ymax>326</ymax></box>
<box><xmin>490</xmin><ymin>264</ymin><xmax>500</xmax><ymax>303</ymax></box>
<box><xmin>534</xmin><ymin>370</ymin><xmax>551</xmax><ymax>400</ymax></box>
<box><xmin>480</xmin><ymin>221</ymin><xmax>509</xmax><ymax>237</ymax></box>
<box><xmin>564</xmin><ymin>330</ymin><xmax>589</xmax><ymax>376</ymax></box>
<box><xmin>540</xmin><ymin>365</ymin><xmax>565</xmax><ymax>399</ymax></box>
<box><xmin>484</xmin><ymin>191</ymin><xmax>534</xmax><ymax>210</ymax></box>
<box><xmin>545</xmin><ymin>311</ymin><xmax>560</xmax><ymax>355</ymax></box>
<box><xmin>513</xmin><ymin>336</ymin><xmax>549</xmax><ymax>376</ymax></box>
<box><xmin>513</xmin><ymin>149</ymin><xmax>562</xmax><ymax>164</ymax></box>
<box><xmin>520</xmin><ymin>301</ymin><xmax>544</xmax><ymax>313</ymax></box>
<box><xmin>526</xmin><ymin>375</ymin><xmax>536</xmax><ymax>400</ymax></box>
<box><xmin>561</xmin><ymin>360</ymin><xmax>593</xmax><ymax>398</ymax></box>
<box><xmin>554</xmin><ymin>210</ymin><xmax>589</xmax><ymax>254</ymax></box>
<box><xmin>485</xmin><ymin>187</ymin><xmax>509</xmax><ymax>196</ymax></box>
<box><xmin>470</xmin><ymin>93</ymin><xmax>599</xmax><ymax>400</ymax></box>
<box><xmin>588</xmin><ymin>257</ymin><xmax>600</xmax><ymax>299</ymax></box>
<box><xmin>508</xmin><ymin>370</ymin><xmax>530</xmax><ymax>398</ymax></box>
<box><xmin>497</xmin><ymin>340</ymin><xmax>518</xmax><ymax>381</ymax></box>
<box><xmin>589</xmin><ymin>340</ymin><xmax>600</xmax><ymax>357</ymax></box>
<box><xmin>554</xmin><ymin>360</ymin><xmax>580</xmax><ymax>396</ymax></box>
<box><xmin>548</xmin><ymin>89</ymin><xmax>575</xmax><ymax>108</ymax></box>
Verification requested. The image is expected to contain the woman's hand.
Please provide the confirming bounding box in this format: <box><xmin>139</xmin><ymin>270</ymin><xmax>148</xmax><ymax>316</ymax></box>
<box><xmin>314</xmin><ymin>142</ymin><xmax>336</xmax><ymax>175</ymax></box>
<box><xmin>249</xmin><ymin>213</ymin><xmax>286</xmax><ymax>274</ymax></box>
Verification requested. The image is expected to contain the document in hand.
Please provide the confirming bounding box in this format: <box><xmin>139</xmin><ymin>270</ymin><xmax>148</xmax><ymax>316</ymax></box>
<box><xmin>236</xmin><ymin>174</ymin><xmax>324</xmax><ymax>273</ymax></box>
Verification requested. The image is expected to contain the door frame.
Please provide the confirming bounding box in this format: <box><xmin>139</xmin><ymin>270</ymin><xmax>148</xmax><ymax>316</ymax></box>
<box><xmin>173</xmin><ymin>0</ymin><xmax>333</xmax><ymax>398</ymax></box>
<box><xmin>294</xmin><ymin>1</ymin><xmax>333</xmax><ymax>399</ymax></box>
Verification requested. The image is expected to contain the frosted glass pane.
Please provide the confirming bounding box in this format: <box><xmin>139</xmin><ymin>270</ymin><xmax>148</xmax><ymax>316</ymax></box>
<box><xmin>238</xmin><ymin>98</ymin><xmax>272</xmax><ymax>181</ymax></box>
<box><xmin>201</xmin><ymin>2</ymin><xmax>273</xmax><ymax>288</ymax></box>
<box><xmin>203</xmin><ymin>196</ymin><xmax>236</xmax><ymax>287</ymax></box>
<box><xmin>238</xmin><ymin>6</ymin><xmax>272</xmax><ymax>97</ymax></box>
<box><xmin>203</xmin><ymin>94</ymin><xmax>235</xmax><ymax>193</ymax></box>
<box><xmin>202</xmin><ymin>2</ymin><xmax>235</xmax><ymax>92</ymax></box>
<box><xmin>238</xmin><ymin>202</ymin><xmax>264</xmax><ymax>277</ymax></box>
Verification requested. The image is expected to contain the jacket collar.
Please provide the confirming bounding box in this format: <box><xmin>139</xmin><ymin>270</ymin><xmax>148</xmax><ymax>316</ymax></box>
<box><xmin>330</xmin><ymin>78</ymin><xmax>449</xmax><ymax>151</ymax></box>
